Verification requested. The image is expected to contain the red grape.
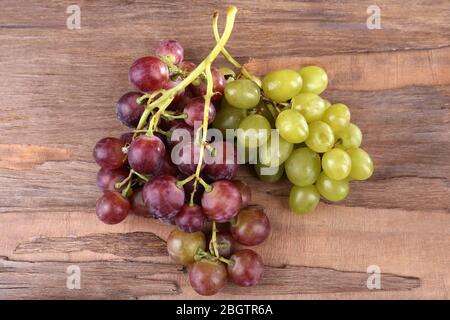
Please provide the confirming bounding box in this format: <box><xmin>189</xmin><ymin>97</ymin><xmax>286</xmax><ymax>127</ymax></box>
<box><xmin>227</xmin><ymin>249</ymin><xmax>263</xmax><ymax>287</ymax></box>
<box><xmin>179</xmin><ymin>174</ymin><xmax>204</xmax><ymax>204</ymax></box>
<box><xmin>201</xmin><ymin>180</ymin><xmax>242</xmax><ymax>222</ymax></box>
<box><xmin>164</xmin><ymin>79</ymin><xmax>185</xmax><ymax>104</ymax></box>
<box><xmin>157</xmin><ymin>152</ymin><xmax>179</xmax><ymax>176</ymax></box>
<box><xmin>173</xmin><ymin>141</ymin><xmax>203</xmax><ymax>175</ymax></box>
<box><xmin>214</xmin><ymin>231</ymin><xmax>234</xmax><ymax>258</ymax></box>
<box><xmin>127</xmin><ymin>135</ymin><xmax>165</xmax><ymax>175</ymax></box>
<box><xmin>167</xmin><ymin>229</ymin><xmax>206</xmax><ymax>265</ymax></box>
<box><xmin>96</xmin><ymin>191</ymin><xmax>130</xmax><ymax>224</ymax></box>
<box><xmin>96</xmin><ymin>167</ymin><xmax>129</xmax><ymax>192</ymax></box>
<box><xmin>119</xmin><ymin>132</ymin><xmax>133</xmax><ymax>144</ymax></box>
<box><xmin>167</xmin><ymin>122</ymin><xmax>194</xmax><ymax>149</ymax></box>
<box><xmin>129</xmin><ymin>187</ymin><xmax>148</xmax><ymax>216</ymax></box>
<box><xmin>204</xmin><ymin>141</ymin><xmax>238</xmax><ymax>181</ymax></box>
<box><xmin>230</xmin><ymin>207</ymin><xmax>270</xmax><ymax>246</ymax></box>
<box><xmin>232</xmin><ymin>180</ymin><xmax>251</xmax><ymax>207</ymax></box>
<box><xmin>129</xmin><ymin>56</ymin><xmax>169</xmax><ymax>92</ymax></box>
<box><xmin>180</xmin><ymin>61</ymin><xmax>196</xmax><ymax>73</ymax></box>
<box><xmin>142</xmin><ymin>175</ymin><xmax>184</xmax><ymax>218</ymax></box>
<box><xmin>183</xmin><ymin>97</ymin><xmax>216</xmax><ymax>127</ymax></box>
<box><xmin>175</xmin><ymin>204</ymin><xmax>207</xmax><ymax>233</ymax></box>
<box><xmin>115</xmin><ymin>92</ymin><xmax>145</xmax><ymax>128</ymax></box>
<box><xmin>189</xmin><ymin>259</ymin><xmax>227</xmax><ymax>296</ymax></box>
<box><xmin>93</xmin><ymin>137</ymin><xmax>125</xmax><ymax>169</ymax></box>
<box><xmin>155</xmin><ymin>39</ymin><xmax>184</xmax><ymax>65</ymax></box>
<box><xmin>190</xmin><ymin>68</ymin><xmax>226</xmax><ymax>102</ymax></box>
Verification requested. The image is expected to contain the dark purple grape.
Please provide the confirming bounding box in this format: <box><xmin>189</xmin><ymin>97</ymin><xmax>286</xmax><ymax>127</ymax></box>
<box><xmin>183</xmin><ymin>97</ymin><xmax>216</xmax><ymax>127</ymax></box>
<box><xmin>190</xmin><ymin>68</ymin><xmax>226</xmax><ymax>102</ymax></box>
<box><xmin>227</xmin><ymin>249</ymin><xmax>263</xmax><ymax>287</ymax></box>
<box><xmin>155</xmin><ymin>39</ymin><xmax>184</xmax><ymax>65</ymax></box>
<box><xmin>164</xmin><ymin>79</ymin><xmax>185</xmax><ymax>105</ymax></box>
<box><xmin>96</xmin><ymin>191</ymin><xmax>130</xmax><ymax>224</ymax></box>
<box><xmin>232</xmin><ymin>180</ymin><xmax>252</xmax><ymax>207</ymax></box>
<box><xmin>180</xmin><ymin>61</ymin><xmax>196</xmax><ymax>73</ymax></box>
<box><xmin>230</xmin><ymin>207</ymin><xmax>271</xmax><ymax>246</ymax></box>
<box><xmin>129</xmin><ymin>187</ymin><xmax>148</xmax><ymax>216</ymax></box>
<box><xmin>129</xmin><ymin>56</ymin><xmax>169</xmax><ymax>92</ymax></box>
<box><xmin>167</xmin><ymin>229</ymin><xmax>206</xmax><ymax>265</ymax></box>
<box><xmin>204</xmin><ymin>141</ymin><xmax>238</xmax><ymax>181</ymax></box>
<box><xmin>173</xmin><ymin>141</ymin><xmax>203</xmax><ymax>175</ymax></box>
<box><xmin>93</xmin><ymin>137</ymin><xmax>125</xmax><ymax>169</ymax></box>
<box><xmin>127</xmin><ymin>135</ymin><xmax>165</xmax><ymax>175</ymax></box>
<box><xmin>96</xmin><ymin>167</ymin><xmax>129</xmax><ymax>192</ymax></box>
<box><xmin>157</xmin><ymin>152</ymin><xmax>179</xmax><ymax>176</ymax></box>
<box><xmin>175</xmin><ymin>204</ymin><xmax>207</xmax><ymax>233</ymax></box>
<box><xmin>142</xmin><ymin>175</ymin><xmax>184</xmax><ymax>218</ymax></box>
<box><xmin>115</xmin><ymin>92</ymin><xmax>145</xmax><ymax>128</ymax></box>
<box><xmin>201</xmin><ymin>180</ymin><xmax>242</xmax><ymax>222</ymax></box>
<box><xmin>189</xmin><ymin>259</ymin><xmax>227</xmax><ymax>296</ymax></box>
<box><xmin>167</xmin><ymin>122</ymin><xmax>194</xmax><ymax>149</ymax></box>
<box><xmin>214</xmin><ymin>231</ymin><xmax>234</xmax><ymax>258</ymax></box>
<box><xmin>119</xmin><ymin>132</ymin><xmax>134</xmax><ymax>144</ymax></box>
<box><xmin>179</xmin><ymin>174</ymin><xmax>204</xmax><ymax>204</ymax></box>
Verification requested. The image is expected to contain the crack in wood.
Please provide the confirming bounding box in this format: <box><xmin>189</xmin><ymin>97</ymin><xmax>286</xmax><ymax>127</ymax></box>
<box><xmin>14</xmin><ymin>232</ymin><xmax>168</xmax><ymax>258</ymax></box>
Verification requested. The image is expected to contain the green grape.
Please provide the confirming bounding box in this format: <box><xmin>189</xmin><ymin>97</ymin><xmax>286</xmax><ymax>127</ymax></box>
<box><xmin>336</xmin><ymin>123</ymin><xmax>362</xmax><ymax>149</ymax></box>
<box><xmin>224</xmin><ymin>79</ymin><xmax>261</xmax><ymax>109</ymax></box>
<box><xmin>305</xmin><ymin>121</ymin><xmax>335</xmax><ymax>153</ymax></box>
<box><xmin>346</xmin><ymin>148</ymin><xmax>374</xmax><ymax>180</ymax></box>
<box><xmin>262</xmin><ymin>69</ymin><xmax>303</xmax><ymax>102</ymax></box>
<box><xmin>298</xmin><ymin>65</ymin><xmax>328</xmax><ymax>95</ymax></box>
<box><xmin>275</xmin><ymin>109</ymin><xmax>309</xmax><ymax>144</ymax></box>
<box><xmin>255</xmin><ymin>163</ymin><xmax>284</xmax><ymax>183</ymax></box>
<box><xmin>213</xmin><ymin>99</ymin><xmax>247</xmax><ymax>136</ymax></box>
<box><xmin>259</xmin><ymin>134</ymin><xmax>293</xmax><ymax>167</ymax></box>
<box><xmin>315</xmin><ymin>172</ymin><xmax>349</xmax><ymax>202</ymax></box>
<box><xmin>322</xmin><ymin>103</ymin><xmax>351</xmax><ymax>133</ymax></box>
<box><xmin>237</xmin><ymin>114</ymin><xmax>271</xmax><ymax>148</ymax></box>
<box><xmin>219</xmin><ymin>67</ymin><xmax>236</xmax><ymax>79</ymax></box>
<box><xmin>322</xmin><ymin>148</ymin><xmax>352</xmax><ymax>180</ymax></box>
<box><xmin>291</xmin><ymin>93</ymin><xmax>327</xmax><ymax>122</ymax></box>
<box><xmin>289</xmin><ymin>185</ymin><xmax>320</xmax><ymax>215</ymax></box>
<box><xmin>285</xmin><ymin>147</ymin><xmax>321</xmax><ymax>186</ymax></box>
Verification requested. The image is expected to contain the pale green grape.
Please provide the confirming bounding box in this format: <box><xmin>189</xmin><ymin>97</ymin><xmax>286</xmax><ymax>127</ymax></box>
<box><xmin>289</xmin><ymin>185</ymin><xmax>320</xmax><ymax>215</ymax></box>
<box><xmin>285</xmin><ymin>147</ymin><xmax>321</xmax><ymax>186</ymax></box>
<box><xmin>298</xmin><ymin>65</ymin><xmax>328</xmax><ymax>95</ymax></box>
<box><xmin>346</xmin><ymin>148</ymin><xmax>374</xmax><ymax>180</ymax></box>
<box><xmin>322</xmin><ymin>148</ymin><xmax>352</xmax><ymax>180</ymax></box>
<box><xmin>255</xmin><ymin>163</ymin><xmax>284</xmax><ymax>183</ymax></box>
<box><xmin>336</xmin><ymin>123</ymin><xmax>362</xmax><ymax>149</ymax></box>
<box><xmin>322</xmin><ymin>103</ymin><xmax>351</xmax><ymax>133</ymax></box>
<box><xmin>259</xmin><ymin>134</ymin><xmax>293</xmax><ymax>167</ymax></box>
<box><xmin>323</xmin><ymin>98</ymin><xmax>332</xmax><ymax>110</ymax></box>
<box><xmin>275</xmin><ymin>109</ymin><xmax>309</xmax><ymax>143</ymax></box>
<box><xmin>291</xmin><ymin>93</ymin><xmax>327</xmax><ymax>122</ymax></box>
<box><xmin>315</xmin><ymin>172</ymin><xmax>349</xmax><ymax>202</ymax></box>
<box><xmin>237</xmin><ymin>114</ymin><xmax>271</xmax><ymax>148</ymax></box>
<box><xmin>212</xmin><ymin>99</ymin><xmax>247</xmax><ymax>136</ymax></box>
<box><xmin>305</xmin><ymin>121</ymin><xmax>334</xmax><ymax>153</ymax></box>
<box><xmin>262</xmin><ymin>69</ymin><xmax>303</xmax><ymax>102</ymax></box>
<box><xmin>224</xmin><ymin>79</ymin><xmax>260</xmax><ymax>109</ymax></box>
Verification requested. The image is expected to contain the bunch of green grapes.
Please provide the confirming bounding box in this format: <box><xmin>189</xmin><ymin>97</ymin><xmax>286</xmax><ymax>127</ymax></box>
<box><xmin>213</xmin><ymin>65</ymin><xmax>374</xmax><ymax>215</ymax></box>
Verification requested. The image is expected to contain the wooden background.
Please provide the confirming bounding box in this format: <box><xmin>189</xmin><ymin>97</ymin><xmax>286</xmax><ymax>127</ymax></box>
<box><xmin>0</xmin><ymin>0</ymin><xmax>449</xmax><ymax>300</ymax></box>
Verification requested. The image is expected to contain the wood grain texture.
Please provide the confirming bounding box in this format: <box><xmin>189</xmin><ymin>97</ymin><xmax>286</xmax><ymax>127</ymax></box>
<box><xmin>0</xmin><ymin>0</ymin><xmax>449</xmax><ymax>300</ymax></box>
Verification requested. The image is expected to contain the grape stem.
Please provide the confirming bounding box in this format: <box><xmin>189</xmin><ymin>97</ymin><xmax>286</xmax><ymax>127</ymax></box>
<box><xmin>212</xmin><ymin>12</ymin><xmax>261</xmax><ymax>87</ymax></box>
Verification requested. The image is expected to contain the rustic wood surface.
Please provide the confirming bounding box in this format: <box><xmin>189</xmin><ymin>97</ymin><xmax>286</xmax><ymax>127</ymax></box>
<box><xmin>0</xmin><ymin>0</ymin><xmax>449</xmax><ymax>300</ymax></box>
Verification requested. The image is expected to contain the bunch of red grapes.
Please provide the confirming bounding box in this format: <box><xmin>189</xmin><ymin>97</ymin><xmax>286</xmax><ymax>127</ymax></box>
<box><xmin>93</xmin><ymin>39</ymin><xmax>270</xmax><ymax>295</ymax></box>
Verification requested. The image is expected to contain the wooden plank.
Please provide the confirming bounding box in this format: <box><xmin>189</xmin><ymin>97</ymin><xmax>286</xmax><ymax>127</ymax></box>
<box><xmin>0</xmin><ymin>0</ymin><xmax>449</xmax><ymax>300</ymax></box>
